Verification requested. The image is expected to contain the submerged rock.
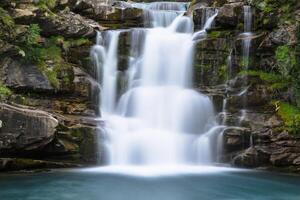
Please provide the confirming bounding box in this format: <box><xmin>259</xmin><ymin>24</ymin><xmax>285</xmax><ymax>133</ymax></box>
<box><xmin>0</xmin><ymin>158</ymin><xmax>79</xmax><ymax>172</ymax></box>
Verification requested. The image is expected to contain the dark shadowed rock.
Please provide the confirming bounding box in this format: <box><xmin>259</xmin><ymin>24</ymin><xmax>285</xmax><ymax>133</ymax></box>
<box><xmin>0</xmin><ymin>57</ymin><xmax>53</xmax><ymax>92</ymax></box>
<box><xmin>232</xmin><ymin>146</ymin><xmax>271</xmax><ymax>168</ymax></box>
<box><xmin>0</xmin><ymin>158</ymin><xmax>79</xmax><ymax>172</ymax></box>
<box><xmin>223</xmin><ymin>126</ymin><xmax>251</xmax><ymax>152</ymax></box>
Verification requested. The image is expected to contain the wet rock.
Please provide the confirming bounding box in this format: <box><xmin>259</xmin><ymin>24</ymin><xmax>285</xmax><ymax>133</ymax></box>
<box><xmin>215</xmin><ymin>3</ymin><xmax>244</xmax><ymax>29</ymax></box>
<box><xmin>44</xmin><ymin>125</ymin><xmax>100</xmax><ymax>164</ymax></box>
<box><xmin>194</xmin><ymin>37</ymin><xmax>232</xmax><ymax>86</ymax></box>
<box><xmin>0</xmin><ymin>103</ymin><xmax>58</xmax><ymax>154</ymax></box>
<box><xmin>232</xmin><ymin>146</ymin><xmax>270</xmax><ymax>168</ymax></box>
<box><xmin>0</xmin><ymin>57</ymin><xmax>53</xmax><ymax>92</ymax></box>
<box><xmin>223</xmin><ymin>126</ymin><xmax>251</xmax><ymax>152</ymax></box>
<box><xmin>193</xmin><ymin>7</ymin><xmax>218</xmax><ymax>30</ymax></box>
<box><xmin>0</xmin><ymin>158</ymin><xmax>79</xmax><ymax>172</ymax></box>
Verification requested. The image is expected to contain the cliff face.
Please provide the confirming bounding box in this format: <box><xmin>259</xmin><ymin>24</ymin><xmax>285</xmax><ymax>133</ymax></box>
<box><xmin>0</xmin><ymin>0</ymin><xmax>299</xmax><ymax>172</ymax></box>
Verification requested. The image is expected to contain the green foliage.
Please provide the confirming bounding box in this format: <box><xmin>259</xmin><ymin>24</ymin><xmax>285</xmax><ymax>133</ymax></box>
<box><xmin>20</xmin><ymin>27</ymin><xmax>70</xmax><ymax>89</ymax></box>
<box><xmin>25</xmin><ymin>24</ymin><xmax>41</xmax><ymax>46</ymax></box>
<box><xmin>275</xmin><ymin>45</ymin><xmax>296</xmax><ymax>77</ymax></box>
<box><xmin>22</xmin><ymin>24</ymin><xmax>43</xmax><ymax>64</ymax></box>
<box><xmin>0</xmin><ymin>7</ymin><xmax>15</xmax><ymax>40</ymax></box>
<box><xmin>0</xmin><ymin>7</ymin><xmax>14</xmax><ymax>28</ymax></box>
<box><xmin>37</xmin><ymin>0</ymin><xmax>57</xmax><ymax>9</ymax></box>
<box><xmin>239</xmin><ymin>70</ymin><xmax>290</xmax><ymax>90</ymax></box>
<box><xmin>275</xmin><ymin>101</ymin><xmax>300</xmax><ymax>134</ymax></box>
<box><xmin>0</xmin><ymin>85</ymin><xmax>12</xmax><ymax>97</ymax></box>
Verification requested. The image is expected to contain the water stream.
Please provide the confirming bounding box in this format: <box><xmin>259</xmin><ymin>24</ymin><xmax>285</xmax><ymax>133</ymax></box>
<box><xmin>92</xmin><ymin>2</ymin><xmax>221</xmax><ymax>166</ymax></box>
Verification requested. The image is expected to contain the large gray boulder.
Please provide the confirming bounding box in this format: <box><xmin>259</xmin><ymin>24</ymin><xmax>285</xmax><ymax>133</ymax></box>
<box><xmin>0</xmin><ymin>103</ymin><xmax>58</xmax><ymax>153</ymax></box>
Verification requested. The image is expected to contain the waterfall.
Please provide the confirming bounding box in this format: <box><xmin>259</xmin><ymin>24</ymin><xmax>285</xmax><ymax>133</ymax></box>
<box><xmin>242</xmin><ymin>6</ymin><xmax>253</xmax><ymax>70</ymax></box>
<box><xmin>239</xmin><ymin>6</ymin><xmax>253</xmax><ymax>124</ymax></box>
<box><xmin>92</xmin><ymin>2</ymin><xmax>221</xmax><ymax>166</ymax></box>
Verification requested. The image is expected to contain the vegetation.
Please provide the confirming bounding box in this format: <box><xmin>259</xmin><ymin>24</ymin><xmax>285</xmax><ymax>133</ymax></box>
<box><xmin>0</xmin><ymin>7</ymin><xmax>15</xmax><ymax>39</ymax></box>
<box><xmin>36</xmin><ymin>0</ymin><xmax>57</xmax><ymax>9</ymax></box>
<box><xmin>20</xmin><ymin>24</ymin><xmax>74</xmax><ymax>89</ymax></box>
<box><xmin>274</xmin><ymin>101</ymin><xmax>300</xmax><ymax>134</ymax></box>
<box><xmin>0</xmin><ymin>85</ymin><xmax>12</xmax><ymax>97</ymax></box>
<box><xmin>239</xmin><ymin>70</ymin><xmax>290</xmax><ymax>90</ymax></box>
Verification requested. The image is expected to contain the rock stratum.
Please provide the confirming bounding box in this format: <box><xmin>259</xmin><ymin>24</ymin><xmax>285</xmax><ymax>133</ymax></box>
<box><xmin>0</xmin><ymin>0</ymin><xmax>299</xmax><ymax>173</ymax></box>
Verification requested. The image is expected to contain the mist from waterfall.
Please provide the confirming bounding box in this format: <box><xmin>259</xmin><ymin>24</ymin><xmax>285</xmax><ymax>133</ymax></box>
<box><xmin>92</xmin><ymin>2</ymin><xmax>222</xmax><ymax>166</ymax></box>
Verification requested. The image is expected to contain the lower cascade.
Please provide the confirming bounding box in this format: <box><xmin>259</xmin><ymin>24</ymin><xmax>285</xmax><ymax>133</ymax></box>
<box><xmin>91</xmin><ymin>2</ymin><xmax>223</xmax><ymax>166</ymax></box>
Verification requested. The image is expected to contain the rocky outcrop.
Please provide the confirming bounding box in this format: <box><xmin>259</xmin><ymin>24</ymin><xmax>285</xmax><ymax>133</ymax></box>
<box><xmin>0</xmin><ymin>57</ymin><xmax>53</xmax><ymax>92</ymax></box>
<box><xmin>34</xmin><ymin>10</ymin><xmax>99</xmax><ymax>38</ymax></box>
<box><xmin>69</xmin><ymin>0</ymin><xmax>144</xmax><ymax>28</ymax></box>
<box><xmin>0</xmin><ymin>103</ymin><xmax>58</xmax><ymax>154</ymax></box>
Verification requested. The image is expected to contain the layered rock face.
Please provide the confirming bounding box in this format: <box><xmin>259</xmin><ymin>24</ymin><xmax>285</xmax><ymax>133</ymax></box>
<box><xmin>0</xmin><ymin>0</ymin><xmax>299</xmax><ymax>172</ymax></box>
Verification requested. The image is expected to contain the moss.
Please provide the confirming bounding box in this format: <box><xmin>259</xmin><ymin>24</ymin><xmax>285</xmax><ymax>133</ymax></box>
<box><xmin>218</xmin><ymin>64</ymin><xmax>228</xmax><ymax>81</ymax></box>
<box><xmin>274</xmin><ymin>101</ymin><xmax>300</xmax><ymax>134</ymax></box>
<box><xmin>0</xmin><ymin>7</ymin><xmax>15</xmax><ymax>40</ymax></box>
<box><xmin>0</xmin><ymin>7</ymin><xmax>14</xmax><ymax>27</ymax></box>
<box><xmin>36</xmin><ymin>0</ymin><xmax>57</xmax><ymax>9</ymax></box>
<box><xmin>275</xmin><ymin>45</ymin><xmax>296</xmax><ymax>76</ymax></box>
<box><xmin>240</xmin><ymin>70</ymin><xmax>290</xmax><ymax>90</ymax></box>
<box><xmin>209</xmin><ymin>31</ymin><xmax>221</xmax><ymax>38</ymax></box>
<box><xmin>0</xmin><ymin>85</ymin><xmax>12</xmax><ymax>97</ymax></box>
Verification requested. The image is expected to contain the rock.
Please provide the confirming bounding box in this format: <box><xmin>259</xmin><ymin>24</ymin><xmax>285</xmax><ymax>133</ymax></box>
<box><xmin>232</xmin><ymin>146</ymin><xmax>270</xmax><ymax>168</ymax></box>
<box><xmin>44</xmin><ymin>125</ymin><xmax>101</xmax><ymax>164</ymax></box>
<box><xmin>0</xmin><ymin>158</ymin><xmax>79</xmax><ymax>172</ymax></box>
<box><xmin>10</xmin><ymin>5</ymin><xmax>38</xmax><ymax>24</ymax></box>
<box><xmin>0</xmin><ymin>103</ymin><xmax>58</xmax><ymax>154</ymax></box>
<box><xmin>0</xmin><ymin>57</ymin><xmax>53</xmax><ymax>92</ymax></box>
<box><xmin>193</xmin><ymin>7</ymin><xmax>218</xmax><ymax>30</ymax></box>
<box><xmin>227</xmin><ymin>75</ymin><xmax>271</xmax><ymax>109</ymax></box>
<box><xmin>267</xmin><ymin>25</ymin><xmax>297</xmax><ymax>46</ymax></box>
<box><xmin>223</xmin><ymin>127</ymin><xmax>251</xmax><ymax>152</ymax></box>
<box><xmin>294</xmin><ymin>157</ymin><xmax>300</xmax><ymax>165</ymax></box>
<box><xmin>69</xmin><ymin>0</ymin><xmax>144</xmax><ymax>28</ymax></box>
<box><xmin>34</xmin><ymin>10</ymin><xmax>98</xmax><ymax>38</ymax></box>
<box><xmin>265</xmin><ymin>115</ymin><xmax>284</xmax><ymax>128</ymax></box>
<box><xmin>270</xmin><ymin>153</ymin><xmax>299</xmax><ymax>166</ymax></box>
<box><xmin>215</xmin><ymin>3</ymin><xmax>244</xmax><ymax>29</ymax></box>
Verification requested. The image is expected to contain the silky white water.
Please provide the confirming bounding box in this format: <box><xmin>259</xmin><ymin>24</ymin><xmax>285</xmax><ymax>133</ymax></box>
<box><xmin>92</xmin><ymin>3</ymin><xmax>221</xmax><ymax>166</ymax></box>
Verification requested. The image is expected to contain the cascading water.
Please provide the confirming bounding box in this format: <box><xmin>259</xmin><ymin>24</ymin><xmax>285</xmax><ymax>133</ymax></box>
<box><xmin>242</xmin><ymin>5</ymin><xmax>253</xmax><ymax>70</ymax></box>
<box><xmin>92</xmin><ymin>2</ymin><xmax>222</xmax><ymax>166</ymax></box>
<box><xmin>239</xmin><ymin>5</ymin><xmax>253</xmax><ymax>123</ymax></box>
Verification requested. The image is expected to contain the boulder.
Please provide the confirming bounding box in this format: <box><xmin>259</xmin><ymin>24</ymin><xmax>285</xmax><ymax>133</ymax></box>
<box><xmin>232</xmin><ymin>146</ymin><xmax>271</xmax><ymax>168</ymax></box>
<box><xmin>43</xmin><ymin>124</ymin><xmax>101</xmax><ymax>164</ymax></box>
<box><xmin>0</xmin><ymin>57</ymin><xmax>53</xmax><ymax>92</ymax></box>
<box><xmin>223</xmin><ymin>126</ymin><xmax>251</xmax><ymax>152</ymax></box>
<box><xmin>69</xmin><ymin>0</ymin><xmax>144</xmax><ymax>28</ymax></box>
<box><xmin>267</xmin><ymin>25</ymin><xmax>297</xmax><ymax>46</ymax></box>
<box><xmin>0</xmin><ymin>103</ymin><xmax>58</xmax><ymax>154</ymax></box>
<box><xmin>215</xmin><ymin>3</ymin><xmax>244</xmax><ymax>29</ymax></box>
<box><xmin>34</xmin><ymin>10</ymin><xmax>98</xmax><ymax>38</ymax></box>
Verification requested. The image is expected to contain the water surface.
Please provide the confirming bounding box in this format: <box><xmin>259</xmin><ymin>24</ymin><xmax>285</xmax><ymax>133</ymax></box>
<box><xmin>1</xmin><ymin>166</ymin><xmax>300</xmax><ymax>200</ymax></box>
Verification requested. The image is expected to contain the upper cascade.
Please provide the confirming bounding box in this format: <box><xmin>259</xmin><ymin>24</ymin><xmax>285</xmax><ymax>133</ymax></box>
<box><xmin>132</xmin><ymin>2</ymin><xmax>189</xmax><ymax>27</ymax></box>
